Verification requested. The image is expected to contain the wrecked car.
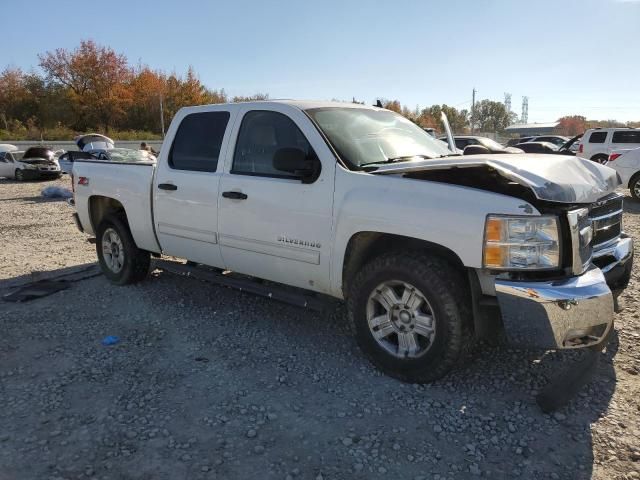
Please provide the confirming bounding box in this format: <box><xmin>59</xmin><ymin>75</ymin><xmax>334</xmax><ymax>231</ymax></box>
<box><xmin>71</xmin><ymin>101</ymin><xmax>633</xmax><ymax>384</ymax></box>
<box><xmin>0</xmin><ymin>145</ymin><xmax>62</xmax><ymax>181</ymax></box>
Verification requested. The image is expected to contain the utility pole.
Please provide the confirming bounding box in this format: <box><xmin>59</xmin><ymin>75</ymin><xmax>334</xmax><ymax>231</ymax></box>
<box><xmin>521</xmin><ymin>96</ymin><xmax>529</xmax><ymax>124</ymax></box>
<box><xmin>159</xmin><ymin>95</ymin><xmax>166</xmax><ymax>138</ymax></box>
<box><xmin>471</xmin><ymin>88</ymin><xmax>476</xmax><ymax>134</ymax></box>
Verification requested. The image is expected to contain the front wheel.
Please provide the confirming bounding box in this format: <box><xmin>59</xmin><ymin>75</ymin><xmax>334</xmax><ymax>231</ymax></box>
<box><xmin>347</xmin><ymin>252</ymin><xmax>471</xmax><ymax>383</ymax></box>
<box><xmin>15</xmin><ymin>169</ymin><xmax>24</xmax><ymax>181</ymax></box>
<box><xmin>630</xmin><ymin>174</ymin><xmax>640</xmax><ymax>200</ymax></box>
<box><xmin>96</xmin><ymin>214</ymin><xmax>150</xmax><ymax>285</ymax></box>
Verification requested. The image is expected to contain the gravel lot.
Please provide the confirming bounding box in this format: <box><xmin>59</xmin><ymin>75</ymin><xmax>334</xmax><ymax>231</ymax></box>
<box><xmin>1</xmin><ymin>177</ymin><xmax>639</xmax><ymax>480</ymax></box>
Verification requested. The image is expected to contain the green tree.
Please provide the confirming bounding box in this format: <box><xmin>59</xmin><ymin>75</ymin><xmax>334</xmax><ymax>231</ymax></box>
<box><xmin>470</xmin><ymin>100</ymin><xmax>513</xmax><ymax>133</ymax></box>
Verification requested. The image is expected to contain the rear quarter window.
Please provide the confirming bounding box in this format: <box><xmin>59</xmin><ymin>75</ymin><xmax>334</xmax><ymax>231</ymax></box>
<box><xmin>169</xmin><ymin>111</ymin><xmax>230</xmax><ymax>172</ymax></box>
<box><xmin>612</xmin><ymin>131</ymin><xmax>640</xmax><ymax>143</ymax></box>
<box><xmin>588</xmin><ymin>131</ymin><xmax>607</xmax><ymax>143</ymax></box>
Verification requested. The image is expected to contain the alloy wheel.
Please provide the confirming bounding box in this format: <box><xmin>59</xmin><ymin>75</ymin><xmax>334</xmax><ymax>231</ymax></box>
<box><xmin>366</xmin><ymin>280</ymin><xmax>436</xmax><ymax>359</ymax></box>
<box><xmin>101</xmin><ymin>228</ymin><xmax>125</xmax><ymax>273</ymax></box>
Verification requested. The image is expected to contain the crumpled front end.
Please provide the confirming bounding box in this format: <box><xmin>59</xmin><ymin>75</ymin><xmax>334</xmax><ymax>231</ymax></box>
<box><xmin>494</xmin><ymin>193</ymin><xmax>633</xmax><ymax>349</ymax></box>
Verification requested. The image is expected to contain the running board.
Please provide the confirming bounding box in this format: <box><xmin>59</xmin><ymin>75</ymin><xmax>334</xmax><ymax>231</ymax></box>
<box><xmin>153</xmin><ymin>259</ymin><xmax>331</xmax><ymax>312</ymax></box>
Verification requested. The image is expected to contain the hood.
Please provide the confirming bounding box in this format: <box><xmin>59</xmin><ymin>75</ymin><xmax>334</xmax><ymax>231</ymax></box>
<box><xmin>75</xmin><ymin>134</ymin><xmax>114</xmax><ymax>152</ymax></box>
<box><xmin>21</xmin><ymin>158</ymin><xmax>57</xmax><ymax>166</ymax></box>
<box><xmin>370</xmin><ymin>154</ymin><xmax>620</xmax><ymax>204</ymax></box>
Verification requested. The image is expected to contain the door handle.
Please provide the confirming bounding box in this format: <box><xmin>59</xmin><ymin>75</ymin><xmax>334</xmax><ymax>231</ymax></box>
<box><xmin>158</xmin><ymin>183</ymin><xmax>178</xmax><ymax>191</ymax></box>
<box><xmin>222</xmin><ymin>191</ymin><xmax>248</xmax><ymax>200</ymax></box>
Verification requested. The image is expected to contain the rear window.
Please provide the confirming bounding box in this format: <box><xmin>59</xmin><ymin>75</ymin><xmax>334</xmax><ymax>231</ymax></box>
<box><xmin>169</xmin><ymin>111</ymin><xmax>230</xmax><ymax>172</ymax></box>
<box><xmin>588</xmin><ymin>131</ymin><xmax>607</xmax><ymax>143</ymax></box>
<box><xmin>612</xmin><ymin>130</ymin><xmax>640</xmax><ymax>144</ymax></box>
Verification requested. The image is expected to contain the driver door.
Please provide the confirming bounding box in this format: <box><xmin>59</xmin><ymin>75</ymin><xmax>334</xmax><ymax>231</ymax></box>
<box><xmin>217</xmin><ymin>105</ymin><xmax>336</xmax><ymax>293</ymax></box>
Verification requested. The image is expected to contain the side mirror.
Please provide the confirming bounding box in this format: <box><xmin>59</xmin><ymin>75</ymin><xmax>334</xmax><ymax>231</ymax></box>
<box><xmin>463</xmin><ymin>145</ymin><xmax>491</xmax><ymax>155</ymax></box>
<box><xmin>273</xmin><ymin>148</ymin><xmax>321</xmax><ymax>184</ymax></box>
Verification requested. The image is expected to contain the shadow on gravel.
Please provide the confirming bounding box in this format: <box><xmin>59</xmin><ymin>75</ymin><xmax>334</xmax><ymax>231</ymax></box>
<box><xmin>624</xmin><ymin>197</ymin><xmax>640</xmax><ymax>214</ymax></box>
<box><xmin>0</xmin><ymin>195</ymin><xmax>65</xmax><ymax>203</ymax></box>
<box><xmin>0</xmin><ymin>262</ymin><xmax>99</xmax><ymax>291</ymax></box>
<box><xmin>0</xmin><ymin>267</ymin><xmax>620</xmax><ymax>479</ymax></box>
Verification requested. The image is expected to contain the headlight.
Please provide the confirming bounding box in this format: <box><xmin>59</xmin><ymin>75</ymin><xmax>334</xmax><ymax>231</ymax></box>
<box><xmin>483</xmin><ymin>215</ymin><xmax>560</xmax><ymax>270</ymax></box>
<box><xmin>23</xmin><ymin>165</ymin><xmax>37</xmax><ymax>170</ymax></box>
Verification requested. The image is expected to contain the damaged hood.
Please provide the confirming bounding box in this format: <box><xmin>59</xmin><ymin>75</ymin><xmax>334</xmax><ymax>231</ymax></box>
<box><xmin>370</xmin><ymin>154</ymin><xmax>620</xmax><ymax>204</ymax></box>
<box><xmin>21</xmin><ymin>158</ymin><xmax>57</xmax><ymax>166</ymax></box>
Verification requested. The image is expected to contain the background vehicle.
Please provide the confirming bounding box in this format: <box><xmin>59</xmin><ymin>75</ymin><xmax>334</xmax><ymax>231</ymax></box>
<box><xmin>513</xmin><ymin>141</ymin><xmax>559</xmax><ymax>154</ymax></box>
<box><xmin>72</xmin><ymin>100</ymin><xmax>633</xmax><ymax>384</ymax></box>
<box><xmin>506</xmin><ymin>136</ymin><xmax>534</xmax><ymax>147</ymax></box>
<box><xmin>578</xmin><ymin>128</ymin><xmax>640</xmax><ymax>163</ymax></box>
<box><xmin>441</xmin><ymin>135</ymin><xmax>523</xmax><ymax>154</ymax></box>
<box><xmin>607</xmin><ymin>147</ymin><xmax>640</xmax><ymax>199</ymax></box>
<box><xmin>526</xmin><ymin>135</ymin><xmax>569</xmax><ymax>148</ymax></box>
<box><xmin>0</xmin><ymin>145</ymin><xmax>62</xmax><ymax>180</ymax></box>
<box><xmin>58</xmin><ymin>151</ymin><xmax>99</xmax><ymax>174</ymax></box>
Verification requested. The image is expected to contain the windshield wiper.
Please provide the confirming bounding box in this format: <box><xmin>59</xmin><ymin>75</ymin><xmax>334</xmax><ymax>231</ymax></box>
<box><xmin>360</xmin><ymin>155</ymin><xmax>433</xmax><ymax>167</ymax></box>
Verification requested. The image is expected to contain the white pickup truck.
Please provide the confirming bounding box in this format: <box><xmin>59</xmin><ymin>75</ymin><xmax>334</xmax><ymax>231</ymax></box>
<box><xmin>71</xmin><ymin>101</ymin><xmax>633</xmax><ymax>383</ymax></box>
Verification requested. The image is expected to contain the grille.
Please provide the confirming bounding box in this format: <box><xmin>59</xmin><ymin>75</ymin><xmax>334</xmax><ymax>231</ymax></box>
<box><xmin>589</xmin><ymin>193</ymin><xmax>623</xmax><ymax>250</ymax></box>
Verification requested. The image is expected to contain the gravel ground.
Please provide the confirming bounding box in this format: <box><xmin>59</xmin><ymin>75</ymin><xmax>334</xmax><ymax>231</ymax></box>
<box><xmin>0</xmin><ymin>177</ymin><xmax>639</xmax><ymax>480</ymax></box>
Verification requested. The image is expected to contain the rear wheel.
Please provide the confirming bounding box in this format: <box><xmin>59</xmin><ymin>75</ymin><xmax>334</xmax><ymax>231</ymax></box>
<box><xmin>96</xmin><ymin>214</ymin><xmax>150</xmax><ymax>285</ymax></box>
<box><xmin>591</xmin><ymin>154</ymin><xmax>608</xmax><ymax>164</ymax></box>
<box><xmin>630</xmin><ymin>174</ymin><xmax>640</xmax><ymax>200</ymax></box>
<box><xmin>15</xmin><ymin>169</ymin><xmax>24</xmax><ymax>181</ymax></box>
<box><xmin>347</xmin><ymin>252</ymin><xmax>471</xmax><ymax>383</ymax></box>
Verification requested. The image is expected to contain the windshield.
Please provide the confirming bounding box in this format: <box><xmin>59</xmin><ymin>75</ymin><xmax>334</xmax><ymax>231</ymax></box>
<box><xmin>13</xmin><ymin>151</ymin><xmax>25</xmax><ymax>161</ymax></box>
<box><xmin>306</xmin><ymin>107</ymin><xmax>453</xmax><ymax>168</ymax></box>
<box><xmin>96</xmin><ymin>148</ymin><xmax>155</xmax><ymax>162</ymax></box>
<box><xmin>477</xmin><ymin>138</ymin><xmax>505</xmax><ymax>150</ymax></box>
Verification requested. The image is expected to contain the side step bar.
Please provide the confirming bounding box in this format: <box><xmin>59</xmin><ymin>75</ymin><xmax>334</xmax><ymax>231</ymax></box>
<box><xmin>153</xmin><ymin>259</ymin><xmax>331</xmax><ymax>312</ymax></box>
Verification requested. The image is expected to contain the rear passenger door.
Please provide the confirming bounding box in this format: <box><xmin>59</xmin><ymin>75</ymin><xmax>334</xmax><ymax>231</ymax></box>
<box><xmin>152</xmin><ymin>107</ymin><xmax>236</xmax><ymax>267</ymax></box>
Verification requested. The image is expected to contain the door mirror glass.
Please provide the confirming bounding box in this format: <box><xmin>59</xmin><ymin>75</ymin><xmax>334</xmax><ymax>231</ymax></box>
<box><xmin>273</xmin><ymin>147</ymin><xmax>321</xmax><ymax>183</ymax></box>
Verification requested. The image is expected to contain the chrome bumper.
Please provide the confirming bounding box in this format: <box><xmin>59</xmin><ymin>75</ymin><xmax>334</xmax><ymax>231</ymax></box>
<box><xmin>495</xmin><ymin>236</ymin><xmax>633</xmax><ymax>349</ymax></box>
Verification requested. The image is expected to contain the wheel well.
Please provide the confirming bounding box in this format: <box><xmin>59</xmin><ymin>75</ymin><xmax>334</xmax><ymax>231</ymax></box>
<box><xmin>342</xmin><ymin>232</ymin><xmax>467</xmax><ymax>297</ymax></box>
<box><xmin>89</xmin><ymin>196</ymin><xmax>127</xmax><ymax>232</ymax></box>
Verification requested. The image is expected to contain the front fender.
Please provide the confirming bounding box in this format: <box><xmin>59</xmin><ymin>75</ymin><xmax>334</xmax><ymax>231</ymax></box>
<box><xmin>329</xmin><ymin>169</ymin><xmax>540</xmax><ymax>297</ymax></box>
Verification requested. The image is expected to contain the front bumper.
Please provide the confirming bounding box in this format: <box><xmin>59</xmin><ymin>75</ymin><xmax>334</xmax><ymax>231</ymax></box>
<box><xmin>495</xmin><ymin>235</ymin><xmax>633</xmax><ymax>349</ymax></box>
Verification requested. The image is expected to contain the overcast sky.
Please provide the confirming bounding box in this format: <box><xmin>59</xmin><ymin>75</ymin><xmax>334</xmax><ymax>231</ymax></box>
<box><xmin>2</xmin><ymin>0</ymin><xmax>639</xmax><ymax>122</ymax></box>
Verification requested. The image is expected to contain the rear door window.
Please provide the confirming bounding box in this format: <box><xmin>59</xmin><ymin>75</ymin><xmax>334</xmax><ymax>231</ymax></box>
<box><xmin>612</xmin><ymin>131</ymin><xmax>640</xmax><ymax>144</ymax></box>
<box><xmin>169</xmin><ymin>111</ymin><xmax>230</xmax><ymax>172</ymax></box>
<box><xmin>588</xmin><ymin>131</ymin><xmax>607</xmax><ymax>143</ymax></box>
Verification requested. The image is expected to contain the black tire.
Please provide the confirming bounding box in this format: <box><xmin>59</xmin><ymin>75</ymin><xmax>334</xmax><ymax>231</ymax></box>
<box><xmin>591</xmin><ymin>154</ymin><xmax>608</xmax><ymax>164</ymax></box>
<box><xmin>347</xmin><ymin>252</ymin><xmax>471</xmax><ymax>383</ymax></box>
<box><xmin>96</xmin><ymin>214</ymin><xmax>150</xmax><ymax>285</ymax></box>
<box><xmin>15</xmin><ymin>169</ymin><xmax>24</xmax><ymax>181</ymax></box>
<box><xmin>630</xmin><ymin>174</ymin><xmax>640</xmax><ymax>201</ymax></box>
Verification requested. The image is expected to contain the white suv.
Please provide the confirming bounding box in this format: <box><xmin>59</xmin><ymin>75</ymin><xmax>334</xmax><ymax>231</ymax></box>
<box><xmin>578</xmin><ymin>128</ymin><xmax>640</xmax><ymax>163</ymax></box>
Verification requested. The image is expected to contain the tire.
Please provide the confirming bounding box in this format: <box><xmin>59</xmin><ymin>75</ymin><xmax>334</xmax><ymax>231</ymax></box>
<box><xmin>96</xmin><ymin>214</ymin><xmax>150</xmax><ymax>285</ymax></box>
<box><xmin>347</xmin><ymin>252</ymin><xmax>471</xmax><ymax>383</ymax></box>
<box><xmin>15</xmin><ymin>169</ymin><xmax>24</xmax><ymax>181</ymax></box>
<box><xmin>630</xmin><ymin>174</ymin><xmax>640</xmax><ymax>201</ymax></box>
<box><xmin>591</xmin><ymin>154</ymin><xmax>608</xmax><ymax>164</ymax></box>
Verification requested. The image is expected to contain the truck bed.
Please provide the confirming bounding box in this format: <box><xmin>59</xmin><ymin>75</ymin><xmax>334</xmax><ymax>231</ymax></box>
<box><xmin>72</xmin><ymin>159</ymin><xmax>161</xmax><ymax>253</ymax></box>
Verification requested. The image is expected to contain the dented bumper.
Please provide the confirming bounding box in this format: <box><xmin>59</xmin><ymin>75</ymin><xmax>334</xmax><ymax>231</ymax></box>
<box><xmin>495</xmin><ymin>236</ymin><xmax>633</xmax><ymax>349</ymax></box>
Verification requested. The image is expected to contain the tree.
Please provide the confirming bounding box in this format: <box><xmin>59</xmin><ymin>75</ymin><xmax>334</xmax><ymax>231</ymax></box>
<box><xmin>417</xmin><ymin>104</ymin><xmax>468</xmax><ymax>133</ymax></box>
<box><xmin>39</xmin><ymin>40</ymin><xmax>133</xmax><ymax>131</ymax></box>
<box><xmin>470</xmin><ymin>100</ymin><xmax>512</xmax><ymax>133</ymax></box>
<box><xmin>557</xmin><ymin>115</ymin><xmax>587</xmax><ymax>136</ymax></box>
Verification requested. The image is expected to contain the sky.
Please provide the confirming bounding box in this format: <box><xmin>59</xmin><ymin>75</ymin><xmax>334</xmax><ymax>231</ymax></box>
<box><xmin>1</xmin><ymin>0</ymin><xmax>639</xmax><ymax>123</ymax></box>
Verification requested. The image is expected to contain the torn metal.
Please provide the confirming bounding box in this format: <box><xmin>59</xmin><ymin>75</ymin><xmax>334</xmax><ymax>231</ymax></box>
<box><xmin>369</xmin><ymin>154</ymin><xmax>620</xmax><ymax>204</ymax></box>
